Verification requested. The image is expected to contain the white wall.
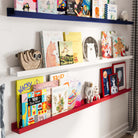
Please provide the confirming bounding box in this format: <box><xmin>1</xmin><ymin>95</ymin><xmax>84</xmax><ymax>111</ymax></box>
<box><xmin>0</xmin><ymin>0</ymin><xmax>132</xmax><ymax>138</ymax></box>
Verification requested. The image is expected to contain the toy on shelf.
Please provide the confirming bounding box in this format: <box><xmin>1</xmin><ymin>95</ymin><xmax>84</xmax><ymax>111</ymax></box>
<box><xmin>16</xmin><ymin>49</ymin><xmax>42</xmax><ymax>71</ymax></box>
<box><xmin>120</xmin><ymin>11</ymin><xmax>128</xmax><ymax>21</ymax></box>
<box><xmin>93</xmin><ymin>86</ymin><xmax>100</xmax><ymax>101</ymax></box>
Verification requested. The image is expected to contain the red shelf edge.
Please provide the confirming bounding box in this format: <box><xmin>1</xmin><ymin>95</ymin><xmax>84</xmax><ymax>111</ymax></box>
<box><xmin>11</xmin><ymin>88</ymin><xmax>132</xmax><ymax>134</ymax></box>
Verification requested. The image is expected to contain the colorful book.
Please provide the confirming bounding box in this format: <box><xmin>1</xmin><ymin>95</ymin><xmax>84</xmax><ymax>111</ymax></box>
<box><xmin>112</xmin><ymin>36</ymin><xmax>126</xmax><ymax>58</ymax></box>
<box><xmin>63</xmin><ymin>32</ymin><xmax>83</xmax><ymax>63</ymax></box>
<box><xmin>49</xmin><ymin>72</ymin><xmax>70</xmax><ymax>86</ymax></box>
<box><xmin>57</xmin><ymin>0</ymin><xmax>67</xmax><ymax>13</ymax></box>
<box><xmin>105</xmin><ymin>4</ymin><xmax>117</xmax><ymax>20</ymax></box>
<box><xmin>58</xmin><ymin>41</ymin><xmax>74</xmax><ymax>65</ymax></box>
<box><xmin>37</xmin><ymin>0</ymin><xmax>57</xmax><ymax>14</ymax></box>
<box><xmin>20</xmin><ymin>89</ymin><xmax>50</xmax><ymax>127</ymax></box>
<box><xmin>52</xmin><ymin>86</ymin><xmax>68</xmax><ymax>116</ymax></box>
<box><xmin>68</xmin><ymin>80</ymin><xmax>82</xmax><ymax>110</ymax></box>
<box><xmin>92</xmin><ymin>0</ymin><xmax>100</xmax><ymax>18</ymax></box>
<box><xmin>40</xmin><ymin>31</ymin><xmax>63</xmax><ymax>68</ymax></box>
<box><xmin>101</xmin><ymin>31</ymin><xmax>112</xmax><ymax>58</ymax></box>
<box><xmin>16</xmin><ymin>76</ymin><xmax>44</xmax><ymax>128</ymax></box>
<box><xmin>82</xmin><ymin>0</ymin><xmax>91</xmax><ymax>17</ymax></box>
<box><xmin>14</xmin><ymin>0</ymin><xmax>36</xmax><ymax>12</ymax></box>
<box><xmin>33</xmin><ymin>80</ymin><xmax>59</xmax><ymax>91</ymax></box>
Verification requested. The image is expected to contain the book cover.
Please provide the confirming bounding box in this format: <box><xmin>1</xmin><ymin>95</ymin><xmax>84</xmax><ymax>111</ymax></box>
<box><xmin>58</xmin><ymin>41</ymin><xmax>74</xmax><ymax>65</ymax></box>
<box><xmin>14</xmin><ymin>0</ymin><xmax>36</xmax><ymax>12</ymax></box>
<box><xmin>37</xmin><ymin>0</ymin><xmax>57</xmax><ymax>14</ymax></box>
<box><xmin>16</xmin><ymin>76</ymin><xmax>44</xmax><ymax>128</ymax></box>
<box><xmin>92</xmin><ymin>0</ymin><xmax>100</xmax><ymax>18</ymax></box>
<box><xmin>68</xmin><ymin>80</ymin><xmax>82</xmax><ymax>110</ymax></box>
<box><xmin>52</xmin><ymin>86</ymin><xmax>68</xmax><ymax>116</ymax></box>
<box><xmin>105</xmin><ymin>4</ymin><xmax>117</xmax><ymax>20</ymax></box>
<box><xmin>21</xmin><ymin>89</ymin><xmax>50</xmax><ymax>127</ymax></box>
<box><xmin>64</xmin><ymin>32</ymin><xmax>83</xmax><ymax>63</ymax></box>
<box><xmin>41</xmin><ymin>31</ymin><xmax>63</xmax><ymax>68</ymax></box>
<box><xmin>101</xmin><ymin>31</ymin><xmax>112</xmax><ymax>58</ymax></box>
<box><xmin>112</xmin><ymin>36</ymin><xmax>126</xmax><ymax>57</ymax></box>
<box><xmin>33</xmin><ymin>80</ymin><xmax>59</xmax><ymax>91</ymax></box>
<box><xmin>82</xmin><ymin>0</ymin><xmax>91</xmax><ymax>17</ymax></box>
<box><xmin>49</xmin><ymin>72</ymin><xmax>70</xmax><ymax>86</ymax></box>
<box><xmin>57</xmin><ymin>0</ymin><xmax>67</xmax><ymax>12</ymax></box>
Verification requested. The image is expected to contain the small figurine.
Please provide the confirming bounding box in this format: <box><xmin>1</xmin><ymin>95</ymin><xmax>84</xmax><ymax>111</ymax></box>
<box><xmin>120</xmin><ymin>11</ymin><xmax>128</xmax><ymax>21</ymax></box>
<box><xmin>84</xmin><ymin>82</ymin><xmax>93</xmax><ymax>103</ymax></box>
<box><xmin>93</xmin><ymin>86</ymin><xmax>100</xmax><ymax>101</ymax></box>
<box><xmin>16</xmin><ymin>49</ymin><xmax>42</xmax><ymax>71</ymax></box>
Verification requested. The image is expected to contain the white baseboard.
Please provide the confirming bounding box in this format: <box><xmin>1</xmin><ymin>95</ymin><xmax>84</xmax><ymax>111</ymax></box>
<box><xmin>103</xmin><ymin>122</ymin><xmax>129</xmax><ymax>138</ymax></box>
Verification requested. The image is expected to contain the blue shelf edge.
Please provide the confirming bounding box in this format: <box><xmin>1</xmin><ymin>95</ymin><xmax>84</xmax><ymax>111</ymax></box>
<box><xmin>7</xmin><ymin>8</ymin><xmax>134</xmax><ymax>25</ymax></box>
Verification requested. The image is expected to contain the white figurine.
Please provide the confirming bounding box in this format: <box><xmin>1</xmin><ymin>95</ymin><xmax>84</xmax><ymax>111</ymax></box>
<box><xmin>93</xmin><ymin>86</ymin><xmax>100</xmax><ymax>101</ymax></box>
<box><xmin>85</xmin><ymin>83</ymin><xmax>93</xmax><ymax>103</ymax></box>
<box><xmin>120</xmin><ymin>11</ymin><xmax>128</xmax><ymax>21</ymax></box>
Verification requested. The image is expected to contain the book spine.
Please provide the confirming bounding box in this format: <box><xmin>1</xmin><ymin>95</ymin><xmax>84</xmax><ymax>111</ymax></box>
<box><xmin>105</xmin><ymin>4</ymin><xmax>108</xmax><ymax>19</ymax></box>
<box><xmin>19</xmin><ymin>95</ymin><xmax>22</xmax><ymax>128</ymax></box>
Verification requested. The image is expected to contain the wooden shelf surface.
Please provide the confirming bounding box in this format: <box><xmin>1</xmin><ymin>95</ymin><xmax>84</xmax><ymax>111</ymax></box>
<box><xmin>7</xmin><ymin>8</ymin><xmax>133</xmax><ymax>25</ymax></box>
<box><xmin>11</xmin><ymin>88</ymin><xmax>131</xmax><ymax>134</ymax></box>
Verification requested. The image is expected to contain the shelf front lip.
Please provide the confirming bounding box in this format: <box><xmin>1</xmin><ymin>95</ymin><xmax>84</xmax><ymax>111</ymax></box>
<box><xmin>11</xmin><ymin>88</ymin><xmax>131</xmax><ymax>134</ymax></box>
<box><xmin>9</xmin><ymin>56</ymin><xmax>133</xmax><ymax>77</ymax></box>
<box><xmin>7</xmin><ymin>8</ymin><xmax>134</xmax><ymax>25</ymax></box>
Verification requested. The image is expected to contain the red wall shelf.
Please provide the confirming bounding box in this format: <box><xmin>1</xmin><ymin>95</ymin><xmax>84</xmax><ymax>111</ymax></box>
<box><xmin>11</xmin><ymin>88</ymin><xmax>131</xmax><ymax>134</ymax></box>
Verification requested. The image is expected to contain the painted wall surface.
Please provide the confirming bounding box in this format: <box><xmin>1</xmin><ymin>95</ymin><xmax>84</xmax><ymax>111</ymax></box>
<box><xmin>0</xmin><ymin>0</ymin><xmax>132</xmax><ymax>138</ymax></box>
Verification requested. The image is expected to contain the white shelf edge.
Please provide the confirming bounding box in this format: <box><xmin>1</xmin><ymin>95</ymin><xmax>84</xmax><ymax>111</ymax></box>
<box><xmin>9</xmin><ymin>56</ymin><xmax>133</xmax><ymax>77</ymax></box>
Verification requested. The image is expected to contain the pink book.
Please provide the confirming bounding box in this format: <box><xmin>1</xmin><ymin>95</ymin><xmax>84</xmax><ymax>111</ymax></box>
<box><xmin>14</xmin><ymin>0</ymin><xmax>37</xmax><ymax>12</ymax></box>
<box><xmin>33</xmin><ymin>80</ymin><xmax>59</xmax><ymax>91</ymax></box>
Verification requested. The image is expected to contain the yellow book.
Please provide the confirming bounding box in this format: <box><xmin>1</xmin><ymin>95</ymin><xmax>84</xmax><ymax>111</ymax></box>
<box><xmin>16</xmin><ymin>76</ymin><xmax>44</xmax><ymax>128</ymax></box>
<box><xmin>63</xmin><ymin>32</ymin><xmax>83</xmax><ymax>63</ymax></box>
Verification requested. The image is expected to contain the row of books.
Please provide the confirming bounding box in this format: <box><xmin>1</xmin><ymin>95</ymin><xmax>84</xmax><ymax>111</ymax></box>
<box><xmin>14</xmin><ymin>0</ymin><xmax>117</xmax><ymax>20</ymax></box>
<box><xmin>16</xmin><ymin>72</ymin><xmax>82</xmax><ymax>128</ymax></box>
<box><xmin>101</xmin><ymin>31</ymin><xmax>126</xmax><ymax>58</ymax></box>
<box><xmin>40</xmin><ymin>31</ymin><xmax>83</xmax><ymax>68</ymax></box>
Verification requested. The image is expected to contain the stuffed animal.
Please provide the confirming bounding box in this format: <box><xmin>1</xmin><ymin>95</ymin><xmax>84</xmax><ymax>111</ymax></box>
<box><xmin>93</xmin><ymin>86</ymin><xmax>100</xmax><ymax>101</ymax></box>
<box><xmin>16</xmin><ymin>49</ymin><xmax>42</xmax><ymax>70</ymax></box>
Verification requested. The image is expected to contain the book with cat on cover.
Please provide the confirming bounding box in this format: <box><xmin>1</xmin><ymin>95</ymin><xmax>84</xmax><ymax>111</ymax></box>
<box><xmin>37</xmin><ymin>0</ymin><xmax>57</xmax><ymax>14</ymax></box>
<box><xmin>58</xmin><ymin>41</ymin><xmax>74</xmax><ymax>65</ymax></box>
<box><xmin>20</xmin><ymin>89</ymin><xmax>51</xmax><ymax>127</ymax></box>
<box><xmin>52</xmin><ymin>85</ymin><xmax>68</xmax><ymax>116</ymax></box>
<box><xmin>16</xmin><ymin>76</ymin><xmax>44</xmax><ymax>128</ymax></box>
<box><xmin>40</xmin><ymin>31</ymin><xmax>63</xmax><ymax>68</ymax></box>
<box><xmin>63</xmin><ymin>32</ymin><xmax>83</xmax><ymax>63</ymax></box>
<box><xmin>14</xmin><ymin>0</ymin><xmax>37</xmax><ymax>12</ymax></box>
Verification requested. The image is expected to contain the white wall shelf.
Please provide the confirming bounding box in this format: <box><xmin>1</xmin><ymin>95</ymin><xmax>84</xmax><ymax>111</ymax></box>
<box><xmin>9</xmin><ymin>56</ymin><xmax>133</xmax><ymax>77</ymax></box>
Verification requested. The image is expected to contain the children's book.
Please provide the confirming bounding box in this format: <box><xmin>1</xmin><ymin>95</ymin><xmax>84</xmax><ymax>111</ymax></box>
<box><xmin>101</xmin><ymin>31</ymin><xmax>112</xmax><ymax>58</ymax></box>
<box><xmin>58</xmin><ymin>41</ymin><xmax>74</xmax><ymax>65</ymax></box>
<box><xmin>57</xmin><ymin>0</ymin><xmax>67</xmax><ymax>13</ymax></box>
<box><xmin>68</xmin><ymin>80</ymin><xmax>82</xmax><ymax>110</ymax></box>
<box><xmin>16</xmin><ymin>76</ymin><xmax>44</xmax><ymax>128</ymax></box>
<box><xmin>33</xmin><ymin>80</ymin><xmax>59</xmax><ymax>91</ymax></box>
<box><xmin>63</xmin><ymin>32</ymin><xmax>83</xmax><ymax>63</ymax></box>
<box><xmin>52</xmin><ymin>86</ymin><xmax>68</xmax><ymax>116</ymax></box>
<box><xmin>105</xmin><ymin>4</ymin><xmax>117</xmax><ymax>20</ymax></box>
<box><xmin>37</xmin><ymin>0</ymin><xmax>57</xmax><ymax>14</ymax></box>
<box><xmin>112</xmin><ymin>36</ymin><xmax>126</xmax><ymax>57</ymax></box>
<box><xmin>14</xmin><ymin>0</ymin><xmax>36</xmax><ymax>12</ymax></box>
<box><xmin>92</xmin><ymin>0</ymin><xmax>100</xmax><ymax>18</ymax></box>
<box><xmin>40</xmin><ymin>31</ymin><xmax>63</xmax><ymax>68</ymax></box>
<box><xmin>49</xmin><ymin>72</ymin><xmax>70</xmax><ymax>86</ymax></box>
<box><xmin>20</xmin><ymin>89</ymin><xmax>50</xmax><ymax>127</ymax></box>
<box><xmin>82</xmin><ymin>0</ymin><xmax>91</xmax><ymax>17</ymax></box>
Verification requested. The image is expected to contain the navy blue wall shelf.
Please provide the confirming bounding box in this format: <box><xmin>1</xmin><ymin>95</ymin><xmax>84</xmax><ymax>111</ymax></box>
<box><xmin>7</xmin><ymin>8</ymin><xmax>133</xmax><ymax>25</ymax></box>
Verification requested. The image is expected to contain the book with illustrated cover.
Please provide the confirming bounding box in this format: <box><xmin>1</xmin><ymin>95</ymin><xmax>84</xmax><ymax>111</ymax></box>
<box><xmin>57</xmin><ymin>0</ymin><xmax>67</xmax><ymax>13</ymax></box>
<box><xmin>20</xmin><ymin>89</ymin><xmax>51</xmax><ymax>127</ymax></box>
<box><xmin>49</xmin><ymin>72</ymin><xmax>70</xmax><ymax>86</ymax></box>
<box><xmin>37</xmin><ymin>0</ymin><xmax>57</xmax><ymax>14</ymax></box>
<box><xmin>52</xmin><ymin>86</ymin><xmax>68</xmax><ymax>116</ymax></box>
<box><xmin>112</xmin><ymin>36</ymin><xmax>126</xmax><ymax>57</ymax></box>
<box><xmin>82</xmin><ymin>0</ymin><xmax>91</xmax><ymax>17</ymax></box>
<box><xmin>33</xmin><ymin>80</ymin><xmax>59</xmax><ymax>91</ymax></box>
<box><xmin>105</xmin><ymin>4</ymin><xmax>117</xmax><ymax>20</ymax></box>
<box><xmin>58</xmin><ymin>41</ymin><xmax>74</xmax><ymax>65</ymax></box>
<box><xmin>63</xmin><ymin>32</ymin><xmax>83</xmax><ymax>63</ymax></box>
<box><xmin>16</xmin><ymin>76</ymin><xmax>44</xmax><ymax>128</ymax></box>
<box><xmin>14</xmin><ymin>0</ymin><xmax>36</xmax><ymax>12</ymax></box>
<box><xmin>68</xmin><ymin>80</ymin><xmax>82</xmax><ymax>110</ymax></box>
<box><xmin>92</xmin><ymin>0</ymin><xmax>100</xmax><ymax>18</ymax></box>
<box><xmin>41</xmin><ymin>31</ymin><xmax>63</xmax><ymax>68</ymax></box>
<box><xmin>101</xmin><ymin>31</ymin><xmax>112</xmax><ymax>58</ymax></box>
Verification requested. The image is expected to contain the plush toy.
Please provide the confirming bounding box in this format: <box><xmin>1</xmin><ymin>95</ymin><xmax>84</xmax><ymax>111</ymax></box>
<box><xmin>93</xmin><ymin>86</ymin><xmax>100</xmax><ymax>101</ymax></box>
<box><xmin>16</xmin><ymin>49</ymin><xmax>42</xmax><ymax>70</ymax></box>
<box><xmin>120</xmin><ymin>11</ymin><xmax>128</xmax><ymax>21</ymax></box>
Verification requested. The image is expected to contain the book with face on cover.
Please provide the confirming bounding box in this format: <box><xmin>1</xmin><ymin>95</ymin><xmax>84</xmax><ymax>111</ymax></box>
<box><xmin>52</xmin><ymin>85</ymin><xmax>68</xmax><ymax>116</ymax></box>
<box><xmin>40</xmin><ymin>31</ymin><xmax>63</xmax><ymax>68</ymax></box>
<box><xmin>16</xmin><ymin>76</ymin><xmax>44</xmax><ymax>128</ymax></box>
<box><xmin>14</xmin><ymin>0</ymin><xmax>37</xmax><ymax>12</ymax></box>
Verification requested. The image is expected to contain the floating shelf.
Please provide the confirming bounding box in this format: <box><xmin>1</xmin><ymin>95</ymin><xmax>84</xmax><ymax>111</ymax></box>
<box><xmin>10</xmin><ymin>56</ymin><xmax>133</xmax><ymax>77</ymax></box>
<box><xmin>11</xmin><ymin>88</ymin><xmax>131</xmax><ymax>134</ymax></box>
<box><xmin>7</xmin><ymin>8</ymin><xmax>133</xmax><ymax>25</ymax></box>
